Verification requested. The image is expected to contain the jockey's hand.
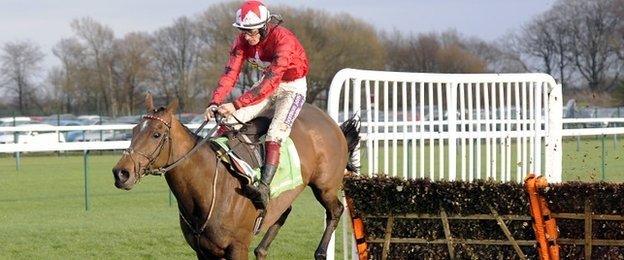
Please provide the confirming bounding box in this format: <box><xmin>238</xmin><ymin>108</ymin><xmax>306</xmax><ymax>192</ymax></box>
<box><xmin>204</xmin><ymin>104</ymin><xmax>218</xmax><ymax>121</ymax></box>
<box><xmin>217</xmin><ymin>103</ymin><xmax>236</xmax><ymax>117</ymax></box>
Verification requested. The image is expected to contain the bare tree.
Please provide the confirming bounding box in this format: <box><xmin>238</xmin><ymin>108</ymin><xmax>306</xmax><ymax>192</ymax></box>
<box><xmin>51</xmin><ymin>37</ymin><xmax>91</xmax><ymax>114</ymax></box>
<box><xmin>70</xmin><ymin>17</ymin><xmax>118</xmax><ymax>116</ymax></box>
<box><xmin>151</xmin><ymin>16</ymin><xmax>203</xmax><ymax>111</ymax></box>
<box><xmin>0</xmin><ymin>40</ymin><xmax>44</xmax><ymax>114</ymax></box>
<box><xmin>384</xmin><ymin>30</ymin><xmax>489</xmax><ymax>74</ymax></box>
<box><xmin>515</xmin><ymin>10</ymin><xmax>573</xmax><ymax>88</ymax></box>
<box><xmin>114</xmin><ymin>32</ymin><xmax>153</xmax><ymax>115</ymax></box>
<box><xmin>195</xmin><ymin>2</ymin><xmax>247</xmax><ymax>107</ymax></box>
<box><xmin>563</xmin><ymin>0</ymin><xmax>622</xmax><ymax>91</ymax></box>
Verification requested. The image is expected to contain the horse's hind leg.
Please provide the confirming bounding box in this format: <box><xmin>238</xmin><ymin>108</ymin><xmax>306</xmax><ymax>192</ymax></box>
<box><xmin>254</xmin><ymin>206</ymin><xmax>292</xmax><ymax>260</ymax></box>
<box><xmin>310</xmin><ymin>185</ymin><xmax>344</xmax><ymax>260</ymax></box>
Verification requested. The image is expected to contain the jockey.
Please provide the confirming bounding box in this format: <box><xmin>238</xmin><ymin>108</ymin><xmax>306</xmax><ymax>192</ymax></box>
<box><xmin>205</xmin><ymin>0</ymin><xmax>308</xmax><ymax>210</ymax></box>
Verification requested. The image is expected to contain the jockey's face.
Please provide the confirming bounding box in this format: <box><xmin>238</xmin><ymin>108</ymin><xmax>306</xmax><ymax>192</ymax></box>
<box><xmin>240</xmin><ymin>28</ymin><xmax>261</xmax><ymax>46</ymax></box>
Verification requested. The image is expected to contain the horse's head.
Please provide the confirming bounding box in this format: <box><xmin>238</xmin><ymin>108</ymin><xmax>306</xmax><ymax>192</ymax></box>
<box><xmin>112</xmin><ymin>93</ymin><xmax>179</xmax><ymax>190</ymax></box>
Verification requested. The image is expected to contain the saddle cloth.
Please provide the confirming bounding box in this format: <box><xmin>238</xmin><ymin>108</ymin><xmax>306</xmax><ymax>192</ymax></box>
<box><xmin>210</xmin><ymin>136</ymin><xmax>303</xmax><ymax>198</ymax></box>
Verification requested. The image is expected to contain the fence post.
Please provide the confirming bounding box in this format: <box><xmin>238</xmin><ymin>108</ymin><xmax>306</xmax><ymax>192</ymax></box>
<box><xmin>84</xmin><ymin>150</ymin><xmax>91</xmax><ymax>211</ymax></box>
<box><xmin>601</xmin><ymin>135</ymin><xmax>606</xmax><ymax>181</ymax></box>
<box><xmin>15</xmin><ymin>152</ymin><xmax>20</xmax><ymax>172</ymax></box>
<box><xmin>13</xmin><ymin>112</ymin><xmax>20</xmax><ymax>171</ymax></box>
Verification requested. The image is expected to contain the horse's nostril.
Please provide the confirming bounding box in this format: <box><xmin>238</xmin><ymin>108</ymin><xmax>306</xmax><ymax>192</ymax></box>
<box><xmin>113</xmin><ymin>168</ymin><xmax>130</xmax><ymax>182</ymax></box>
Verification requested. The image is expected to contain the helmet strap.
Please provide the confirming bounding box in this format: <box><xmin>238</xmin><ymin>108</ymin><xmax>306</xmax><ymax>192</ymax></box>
<box><xmin>259</xmin><ymin>15</ymin><xmax>282</xmax><ymax>39</ymax></box>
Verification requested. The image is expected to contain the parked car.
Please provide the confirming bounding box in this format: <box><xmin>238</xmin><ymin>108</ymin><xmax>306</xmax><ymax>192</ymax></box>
<box><xmin>77</xmin><ymin>115</ymin><xmax>111</xmax><ymax>125</ymax></box>
<box><xmin>114</xmin><ymin>115</ymin><xmax>141</xmax><ymax>125</ymax></box>
<box><xmin>178</xmin><ymin>113</ymin><xmax>199</xmax><ymax>124</ymax></box>
<box><xmin>65</xmin><ymin>119</ymin><xmax>131</xmax><ymax>142</ymax></box>
<box><xmin>0</xmin><ymin>124</ymin><xmax>65</xmax><ymax>144</ymax></box>
<box><xmin>66</xmin><ymin>130</ymin><xmax>130</xmax><ymax>142</ymax></box>
<box><xmin>0</xmin><ymin>116</ymin><xmax>32</xmax><ymax>127</ymax></box>
<box><xmin>42</xmin><ymin>119</ymin><xmax>84</xmax><ymax>126</ymax></box>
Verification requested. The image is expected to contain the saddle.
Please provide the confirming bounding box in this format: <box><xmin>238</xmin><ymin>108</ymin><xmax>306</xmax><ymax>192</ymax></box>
<box><xmin>223</xmin><ymin>116</ymin><xmax>271</xmax><ymax>168</ymax></box>
<box><xmin>209</xmin><ymin>117</ymin><xmax>271</xmax><ymax>181</ymax></box>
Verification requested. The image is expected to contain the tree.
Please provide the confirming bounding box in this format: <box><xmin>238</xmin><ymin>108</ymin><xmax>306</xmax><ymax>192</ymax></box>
<box><xmin>515</xmin><ymin>10</ymin><xmax>573</xmax><ymax>88</ymax></box>
<box><xmin>51</xmin><ymin>37</ymin><xmax>90</xmax><ymax>114</ymax></box>
<box><xmin>114</xmin><ymin>32</ymin><xmax>153</xmax><ymax>115</ymax></box>
<box><xmin>562</xmin><ymin>0</ymin><xmax>622</xmax><ymax>91</ymax></box>
<box><xmin>150</xmin><ymin>16</ymin><xmax>204</xmax><ymax>111</ymax></box>
<box><xmin>195</xmin><ymin>2</ymin><xmax>243</xmax><ymax>105</ymax></box>
<box><xmin>70</xmin><ymin>17</ymin><xmax>118</xmax><ymax>116</ymax></box>
<box><xmin>383</xmin><ymin>30</ymin><xmax>488</xmax><ymax>74</ymax></box>
<box><xmin>0</xmin><ymin>40</ymin><xmax>44</xmax><ymax>114</ymax></box>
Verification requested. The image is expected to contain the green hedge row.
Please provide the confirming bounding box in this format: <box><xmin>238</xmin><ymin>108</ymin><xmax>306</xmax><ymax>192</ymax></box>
<box><xmin>344</xmin><ymin>175</ymin><xmax>624</xmax><ymax>259</ymax></box>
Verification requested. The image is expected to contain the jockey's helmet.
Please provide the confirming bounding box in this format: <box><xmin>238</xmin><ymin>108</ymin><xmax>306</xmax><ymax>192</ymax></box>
<box><xmin>233</xmin><ymin>1</ymin><xmax>270</xmax><ymax>30</ymax></box>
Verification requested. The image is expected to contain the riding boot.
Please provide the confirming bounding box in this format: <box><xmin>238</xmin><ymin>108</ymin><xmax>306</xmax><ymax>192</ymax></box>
<box><xmin>248</xmin><ymin>140</ymin><xmax>280</xmax><ymax>209</ymax></box>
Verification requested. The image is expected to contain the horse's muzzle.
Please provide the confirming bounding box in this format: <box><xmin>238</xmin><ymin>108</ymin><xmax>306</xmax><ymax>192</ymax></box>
<box><xmin>112</xmin><ymin>167</ymin><xmax>134</xmax><ymax>190</ymax></box>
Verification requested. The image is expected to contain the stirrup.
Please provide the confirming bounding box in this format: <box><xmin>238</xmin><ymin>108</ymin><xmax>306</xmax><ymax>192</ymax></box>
<box><xmin>245</xmin><ymin>182</ymin><xmax>270</xmax><ymax>209</ymax></box>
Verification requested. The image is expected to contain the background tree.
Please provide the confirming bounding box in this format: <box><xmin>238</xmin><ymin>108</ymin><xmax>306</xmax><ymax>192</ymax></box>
<box><xmin>51</xmin><ymin>38</ymin><xmax>89</xmax><ymax>114</ymax></box>
<box><xmin>150</xmin><ymin>16</ymin><xmax>203</xmax><ymax>111</ymax></box>
<box><xmin>0</xmin><ymin>40</ymin><xmax>45</xmax><ymax>115</ymax></box>
<box><xmin>70</xmin><ymin>17</ymin><xmax>118</xmax><ymax>116</ymax></box>
<box><xmin>113</xmin><ymin>32</ymin><xmax>153</xmax><ymax>115</ymax></box>
<box><xmin>563</xmin><ymin>0</ymin><xmax>622</xmax><ymax>91</ymax></box>
<box><xmin>383</xmin><ymin>30</ymin><xmax>488</xmax><ymax>73</ymax></box>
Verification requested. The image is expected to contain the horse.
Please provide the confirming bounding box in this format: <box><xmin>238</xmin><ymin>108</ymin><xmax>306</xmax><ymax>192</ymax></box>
<box><xmin>112</xmin><ymin>94</ymin><xmax>360</xmax><ymax>259</ymax></box>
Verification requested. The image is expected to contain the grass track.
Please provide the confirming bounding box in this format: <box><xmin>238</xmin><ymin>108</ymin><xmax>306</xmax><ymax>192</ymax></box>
<box><xmin>0</xmin><ymin>154</ymin><xmax>346</xmax><ymax>259</ymax></box>
<box><xmin>0</xmin><ymin>137</ymin><xmax>622</xmax><ymax>258</ymax></box>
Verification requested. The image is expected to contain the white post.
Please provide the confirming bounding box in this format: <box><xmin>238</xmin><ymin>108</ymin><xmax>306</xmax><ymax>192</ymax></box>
<box><xmin>545</xmin><ymin>83</ymin><xmax>563</xmax><ymax>182</ymax></box>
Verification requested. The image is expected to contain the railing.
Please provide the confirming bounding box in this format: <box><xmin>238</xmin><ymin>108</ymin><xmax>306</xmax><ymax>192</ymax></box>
<box><xmin>328</xmin><ymin>68</ymin><xmax>563</xmax><ymax>183</ymax></box>
<box><xmin>0</xmin><ymin>123</ymin><xmax>212</xmax><ymax>153</ymax></box>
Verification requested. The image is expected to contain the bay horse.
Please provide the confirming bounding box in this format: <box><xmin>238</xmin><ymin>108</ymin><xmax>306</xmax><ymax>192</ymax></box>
<box><xmin>112</xmin><ymin>94</ymin><xmax>360</xmax><ymax>259</ymax></box>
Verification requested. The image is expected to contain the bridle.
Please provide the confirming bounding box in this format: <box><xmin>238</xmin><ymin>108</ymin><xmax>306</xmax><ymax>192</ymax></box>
<box><xmin>123</xmin><ymin>114</ymin><xmax>173</xmax><ymax>183</ymax></box>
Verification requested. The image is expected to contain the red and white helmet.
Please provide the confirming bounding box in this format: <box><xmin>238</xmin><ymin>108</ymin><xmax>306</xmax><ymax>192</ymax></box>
<box><xmin>233</xmin><ymin>1</ymin><xmax>270</xmax><ymax>30</ymax></box>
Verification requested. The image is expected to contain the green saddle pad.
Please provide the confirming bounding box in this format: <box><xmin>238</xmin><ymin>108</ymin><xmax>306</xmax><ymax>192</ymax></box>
<box><xmin>211</xmin><ymin>136</ymin><xmax>303</xmax><ymax>198</ymax></box>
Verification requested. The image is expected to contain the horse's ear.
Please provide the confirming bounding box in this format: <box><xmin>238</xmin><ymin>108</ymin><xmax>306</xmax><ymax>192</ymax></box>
<box><xmin>145</xmin><ymin>92</ymin><xmax>155</xmax><ymax>112</ymax></box>
<box><xmin>167</xmin><ymin>99</ymin><xmax>179</xmax><ymax>114</ymax></box>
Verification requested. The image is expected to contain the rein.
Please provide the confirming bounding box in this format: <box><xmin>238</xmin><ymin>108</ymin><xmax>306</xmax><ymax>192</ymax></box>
<box><xmin>148</xmin><ymin>118</ymin><xmax>216</xmax><ymax>176</ymax></box>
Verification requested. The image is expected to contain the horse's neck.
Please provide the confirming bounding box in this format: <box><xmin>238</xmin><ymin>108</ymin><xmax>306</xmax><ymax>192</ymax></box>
<box><xmin>165</xmin><ymin>127</ymin><xmax>248</xmax><ymax>225</ymax></box>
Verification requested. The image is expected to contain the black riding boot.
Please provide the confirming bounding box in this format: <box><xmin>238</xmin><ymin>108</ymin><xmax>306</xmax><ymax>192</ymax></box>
<box><xmin>254</xmin><ymin>164</ymin><xmax>278</xmax><ymax>209</ymax></box>
<box><xmin>248</xmin><ymin>140</ymin><xmax>281</xmax><ymax>209</ymax></box>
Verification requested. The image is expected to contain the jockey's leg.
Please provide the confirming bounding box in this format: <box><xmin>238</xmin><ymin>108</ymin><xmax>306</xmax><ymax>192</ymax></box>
<box><xmin>218</xmin><ymin>98</ymin><xmax>271</xmax><ymax>135</ymax></box>
<box><xmin>248</xmin><ymin>78</ymin><xmax>307</xmax><ymax>209</ymax></box>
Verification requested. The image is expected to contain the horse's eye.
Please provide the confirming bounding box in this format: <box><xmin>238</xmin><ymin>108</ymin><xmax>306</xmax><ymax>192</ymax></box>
<box><xmin>153</xmin><ymin>132</ymin><xmax>161</xmax><ymax>139</ymax></box>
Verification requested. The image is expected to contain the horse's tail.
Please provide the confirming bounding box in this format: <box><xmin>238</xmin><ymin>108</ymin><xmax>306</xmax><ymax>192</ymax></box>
<box><xmin>340</xmin><ymin>115</ymin><xmax>361</xmax><ymax>173</ymax></box>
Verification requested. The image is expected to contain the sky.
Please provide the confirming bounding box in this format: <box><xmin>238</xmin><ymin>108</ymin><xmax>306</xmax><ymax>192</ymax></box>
<box><xmin>0</xmin><ymin>0</ymin><xmax>556</xmax><ymax>69</ymax></box>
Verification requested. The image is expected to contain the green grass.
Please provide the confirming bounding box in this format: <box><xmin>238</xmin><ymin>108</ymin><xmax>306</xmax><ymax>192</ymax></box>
<box><xmin>0</xmin><ymin>154</ymin><xmax>347</xmax><ymax>259</ymax></box>
<box><xmin>0</xmin><ymin>137</ymin><xmax>622</xmax><ymax>258</ymax></box>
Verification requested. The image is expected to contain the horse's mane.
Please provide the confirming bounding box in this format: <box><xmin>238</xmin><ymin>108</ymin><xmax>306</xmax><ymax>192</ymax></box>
<box><xmin>150</xmin><ymin>108</ymin><xmax>202</xmax><ymax>140</ymax></box>
<box><xmin>178</xmin><ymin>119</ymin><xmax>201</xmax><ymax>140</ymax></box>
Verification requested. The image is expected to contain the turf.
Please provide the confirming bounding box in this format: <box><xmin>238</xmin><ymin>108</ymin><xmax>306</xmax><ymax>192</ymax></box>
<box><xmin>0</xmin><ymin>137</ymin><xmax>622</xmax><ymax>258</ymax></box>
<box><xmin>0</xmin><ymin>154</ymin><xmax>347</xmax><ymax>259</ymax></box>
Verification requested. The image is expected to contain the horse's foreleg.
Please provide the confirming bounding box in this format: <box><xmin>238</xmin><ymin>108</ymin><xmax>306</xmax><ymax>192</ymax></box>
<box><xmin>311</xmin><ymin>187</ymin><xmax>344</xmax><ymax>260</ymax></box>
<box><xmin>254</xmin><ymin>206</ymin><xmax>292</xmax><ymax>260</ymax></box>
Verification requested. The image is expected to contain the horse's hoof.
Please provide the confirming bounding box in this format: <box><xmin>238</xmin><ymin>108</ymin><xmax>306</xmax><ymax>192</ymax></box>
<box><xmin>254</xmin><ymin>247</ymin><xmax>268</xmax><ymax>260</ymax></box>
<box><xmin>314</xmin><ymin>250</ymin><xmax>327</xmax><ymax>260</ymax></box>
